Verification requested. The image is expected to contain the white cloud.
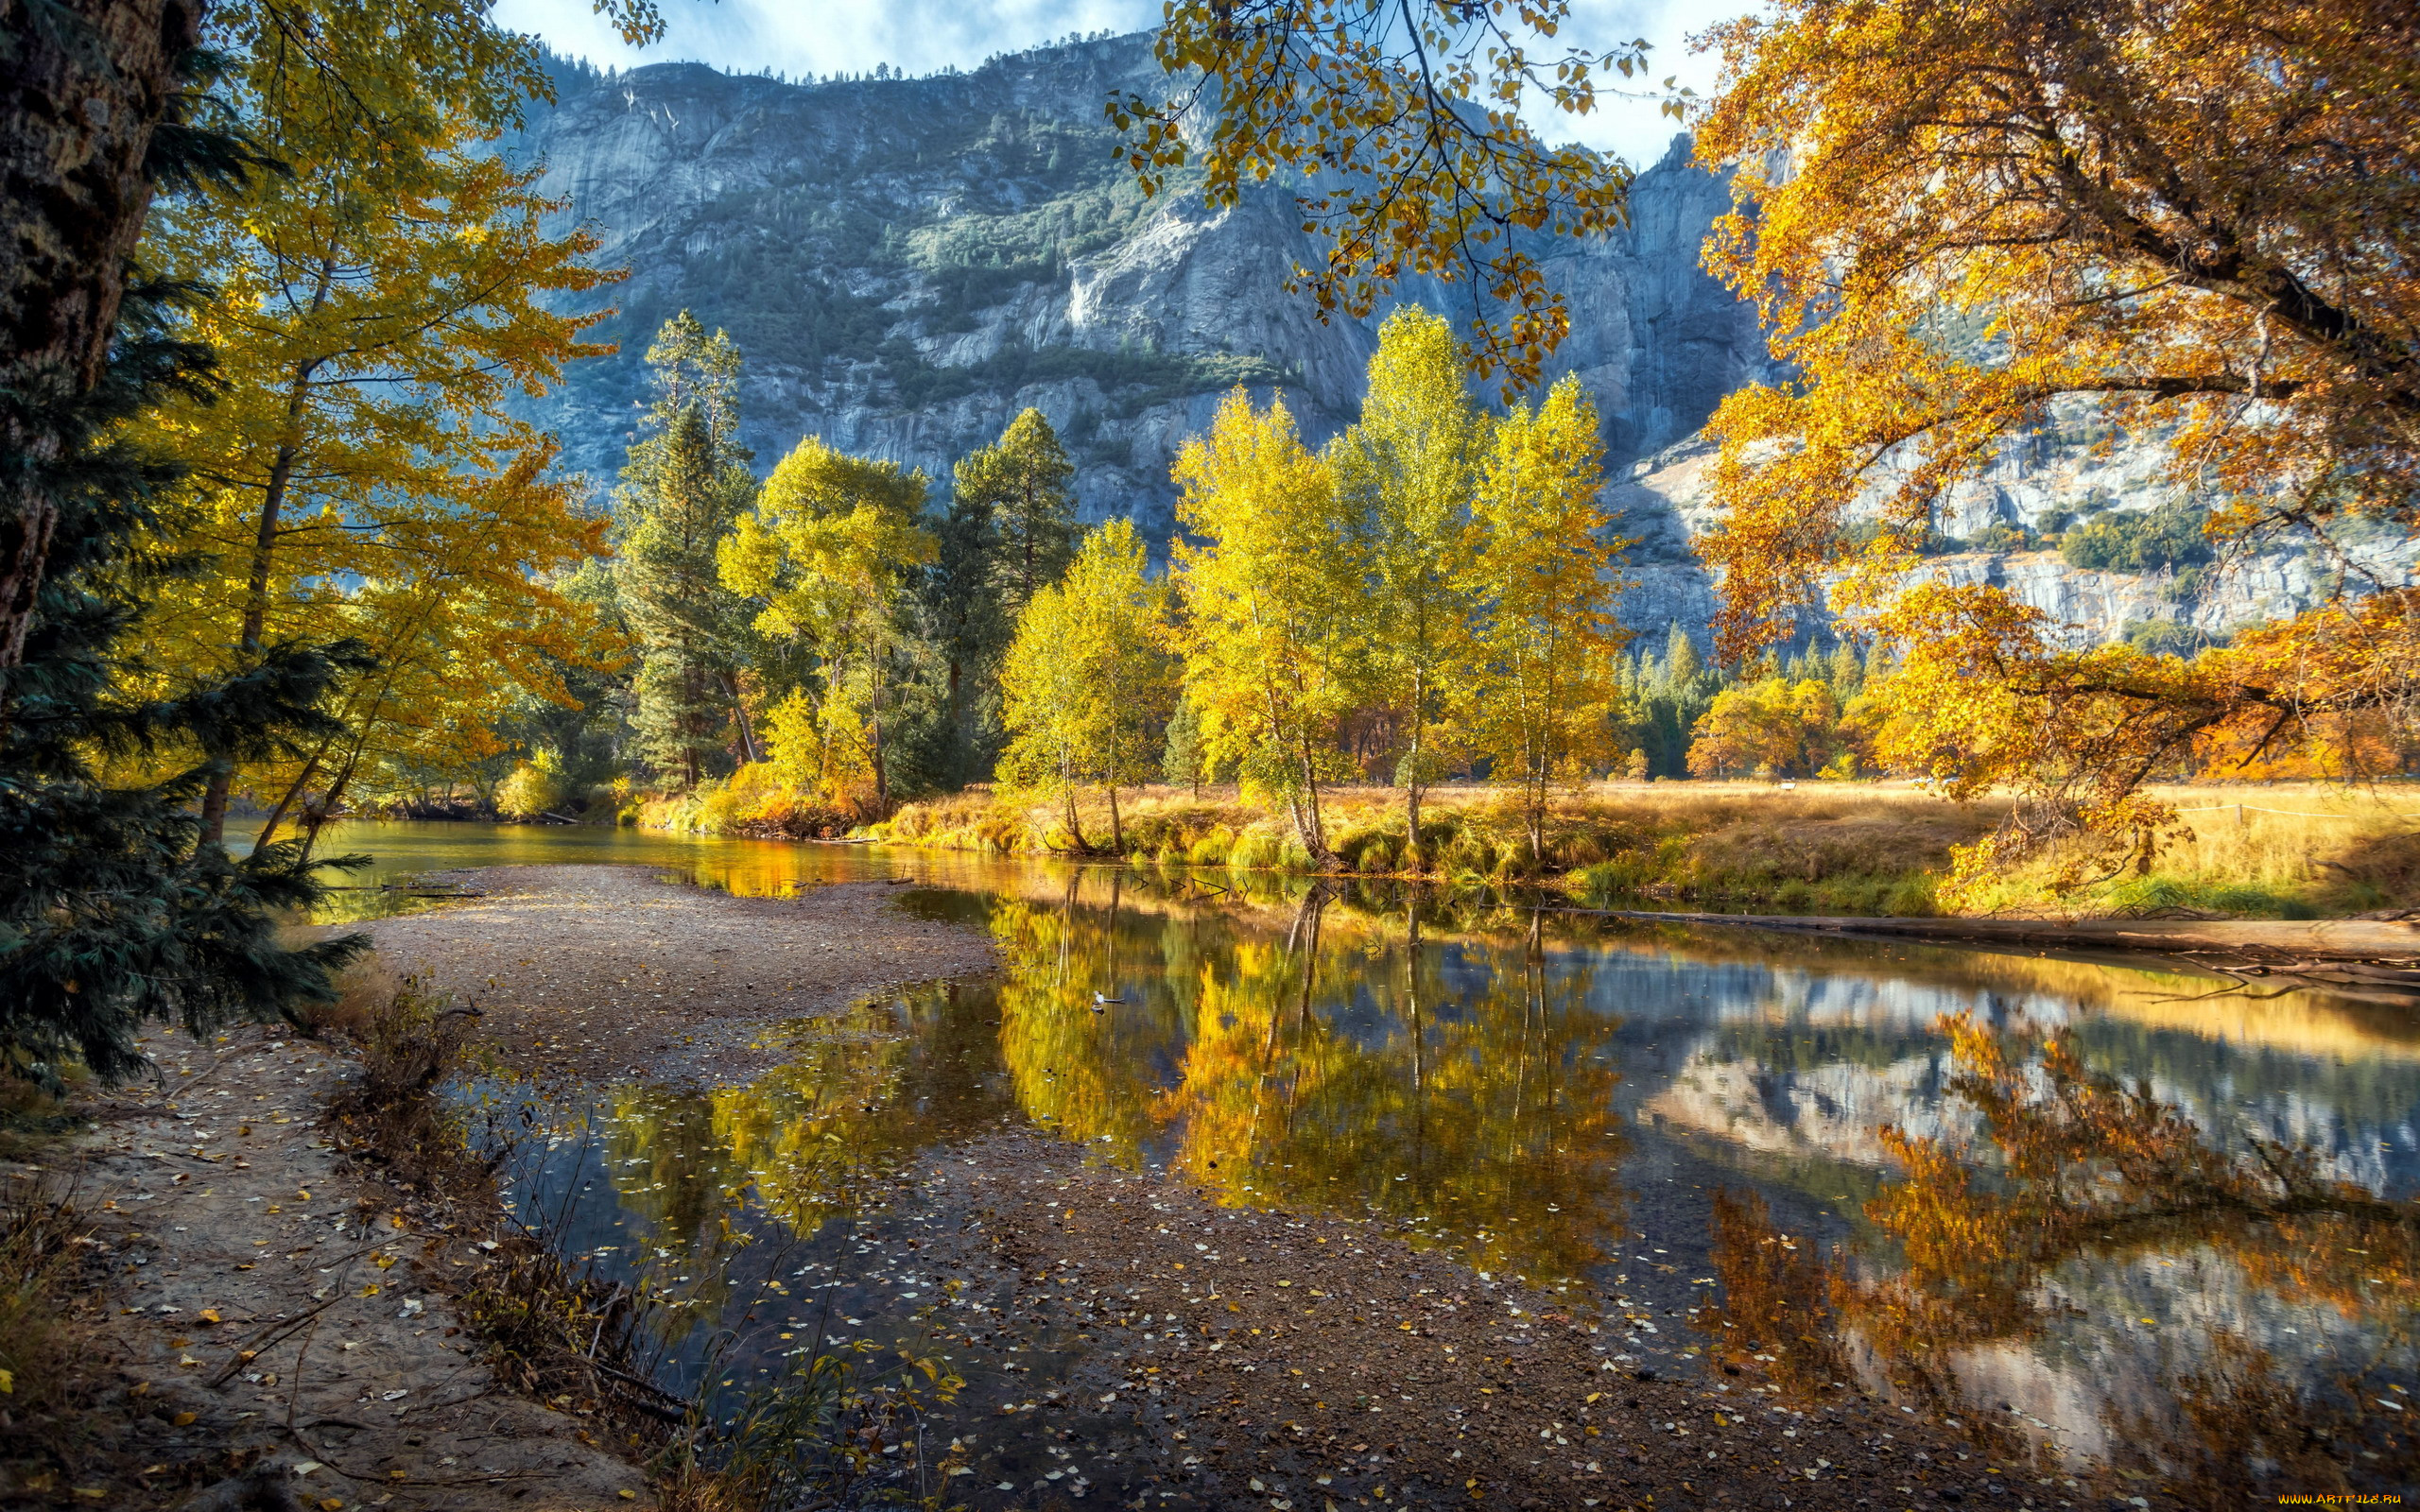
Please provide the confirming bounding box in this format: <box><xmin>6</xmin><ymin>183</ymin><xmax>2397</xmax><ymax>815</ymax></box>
<box><xmin>494</xmin><ymin>0</ymin><xmax>1749</xmax><ymax>168</ymax></box>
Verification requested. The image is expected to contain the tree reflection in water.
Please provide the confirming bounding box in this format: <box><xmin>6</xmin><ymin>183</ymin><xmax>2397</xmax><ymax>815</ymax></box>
<box><xmin>1698</xmin><ymin>1011</ymin><xmax>2418</xmax><ymax>1502</ymax></box>
<box><xmin>989</xmin><ymin>884</ymin><xmax>1631</xmax><ymax>1280</ymax></box>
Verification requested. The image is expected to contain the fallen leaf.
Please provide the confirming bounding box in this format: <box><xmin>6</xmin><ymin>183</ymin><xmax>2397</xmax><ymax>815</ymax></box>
<box><xmin>172</xmin><ymin>1412</ymin><xmax>197</xmax><ymax>1426</ymax></box>
<box><xmin>198</xmin><ymin>1309</ymin><xmax>222</xmax><ymax>1325</ymax></box>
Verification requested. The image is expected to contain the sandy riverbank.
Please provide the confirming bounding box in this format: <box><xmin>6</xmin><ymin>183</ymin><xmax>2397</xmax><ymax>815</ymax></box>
<box><xmin>358</xmin><ymin>865</ymin><xmax>998</xmax><ymax>1083</ymax></box>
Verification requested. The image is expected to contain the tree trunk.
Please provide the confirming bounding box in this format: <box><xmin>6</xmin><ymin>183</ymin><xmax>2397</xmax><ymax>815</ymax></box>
<box><xmin>1106</xmin><ymin>781</ymin><xmax>1123</xmax><ymax>853</ymax></box>
<box><xmin>201</xmin><ymin>397</ymin><xmax>310</xmax><ymax>841</ymax></box>
<box><xmin>722</xmin><ymin>671</ymin><xmax>760</xmax><ymax>765</ymax></box>
<box><xmin>867</xmin><ymin>646</ymin><xmax>888</xmax><ymax>812</ymax></box>
<box><xmin>1403</xmin><ymin>668</ymin><xmax>1425</xmax><ymax>872</ymax></box>
<box><xmin>1294</xmin><ymin>734</ymin><xmax>1332</xmax><ymax>866</ymax></box>
<box><xmin>0</xmin><ymin>0</ymin><xmax>199</xmax><ymax>670</ymax></box>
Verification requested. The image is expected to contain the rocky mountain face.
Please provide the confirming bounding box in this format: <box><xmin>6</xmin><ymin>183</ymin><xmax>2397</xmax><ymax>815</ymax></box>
<box><xmin>507</xmin><ymin>34</ymin><xmax>2406</xmax><ymax>648</ymax></box>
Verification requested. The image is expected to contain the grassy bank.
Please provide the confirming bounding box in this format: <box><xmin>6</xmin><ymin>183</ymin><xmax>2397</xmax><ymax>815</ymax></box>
<box><xmin>867</xmin><ymin>780</ymin><xmax>2420</xmax><ymax>919</ymax></box>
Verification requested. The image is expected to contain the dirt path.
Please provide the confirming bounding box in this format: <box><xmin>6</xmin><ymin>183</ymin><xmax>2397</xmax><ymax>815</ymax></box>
<box><xmin>360</xmin><ymin>866</ymin><xmax>997</xmax><ymax>1082</ymax></box>
<box><xmin>69</xmin><ymin>1023</ymin><xmax>652</xmax><ymax>1511</ymax></box>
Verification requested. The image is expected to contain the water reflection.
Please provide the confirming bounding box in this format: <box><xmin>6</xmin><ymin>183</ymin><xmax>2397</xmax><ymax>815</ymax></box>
<box><xmin>457</xmin><ymin>853</ymin><xmax>2418</xmax><ymax>1499</ymax></box>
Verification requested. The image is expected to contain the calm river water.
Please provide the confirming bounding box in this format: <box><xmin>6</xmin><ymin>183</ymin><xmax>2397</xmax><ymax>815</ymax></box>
<box><xmin>322</xmin><ymin>821</ymin><xmax>2419</xmax><ymax>1496</ymax></box>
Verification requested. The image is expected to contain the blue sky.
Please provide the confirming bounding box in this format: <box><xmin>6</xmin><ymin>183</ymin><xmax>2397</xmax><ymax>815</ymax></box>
<box><xmin>491</xmin><ymin>0</ymin><xmax>1739</xmax><ymax>170</ymax></box>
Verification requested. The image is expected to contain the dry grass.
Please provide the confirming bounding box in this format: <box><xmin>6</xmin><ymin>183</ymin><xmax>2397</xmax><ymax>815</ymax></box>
<box><xmin>869</xmin><ymin>778</ymin><xmax>2420</xmax><ymax>919</ymax></box>
<box><xmin>1968</xmin><ymin>782</ymin><xmax>2420</xmax><ymax>918</ymax></box>
<box><xmin>876</xmin><ymin>781</ymin><xmax>1996</xmax><ymax>913</ymax></box>
<box><xmin>0</xmin><ymin>1168</ymin><xmax>106</xmax><ymax>1495</ymax></box>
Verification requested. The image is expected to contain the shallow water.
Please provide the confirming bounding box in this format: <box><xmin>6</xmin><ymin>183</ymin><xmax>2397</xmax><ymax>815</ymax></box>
<box><xmin>346</xmin><ymin>821</ymin><xmax>2417</xmax><ymax>1495</ymax></box>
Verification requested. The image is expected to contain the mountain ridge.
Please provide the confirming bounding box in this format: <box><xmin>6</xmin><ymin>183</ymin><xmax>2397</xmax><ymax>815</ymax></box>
<box><xmin>507</xmin><ymin>32</ymin><xmax>2408</xmax><ymax>650</ymax></box>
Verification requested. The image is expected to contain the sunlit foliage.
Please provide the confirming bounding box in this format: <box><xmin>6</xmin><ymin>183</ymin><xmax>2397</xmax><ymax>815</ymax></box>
<box><xmin>1330</xmin><ymin>307</ymin><xmax>1488</xmax><ymax>865</ymax></box>
<box><xmin>1172</xmin><ymin>390</ymin><xmax>1363</xmax><ymax>863</ymax></box>
<box><xmin>136</xmin><ymin>0</ymin><xmax>616</xmax><ymax>845</ymax></box>
<box><xmin>1467</xmin><ymin>374</ymin><xmax>1628</xmax><ymax>857</ymax></box>
<box><xmin>996</xmin><ymin>519</ymin><xmax>1178</xmax><ymax>850</ymax></box>
<box><xmin>1691</xmin><ymin>0</ymin><xmax>2420</xmax><ymax>881</ymax></box>
<box><xmin>721</xmin><ymin>437</ymin><xmax>935</xmax><ymax>812</ymax></box>
<box><xmin>1115</xmin><ymin>0</ymin><xmax>1681</xmax><ymax>388</ymax></box>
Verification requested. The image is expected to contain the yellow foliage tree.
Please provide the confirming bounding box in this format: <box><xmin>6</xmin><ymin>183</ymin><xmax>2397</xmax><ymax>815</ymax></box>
<box><xmin>1686</xmin><ymin>678</ymin><xmax>1842</xmax><ymax>781</ymax></box>
<box><xmin>719</xmin><ymin>438</ymin><xmax>935</xmax><ymax>813</ymax></box>
<box><xmin>1328</xmin><ymin>307</ymin><xmax>1489</xmax><ymax>867</ymax></box>
<box><xmin>1170</xmin><ymin>390</ymin><xmax>1361</xmax><ymax>864</ymax></box>
<box><xmin>135</xmin><ymin>0</ymin><xmax>614</xmax><ymax>845</ymax></box>
<box><xmin>1467</xmin><ymin>374</ymin><xmax>1627</xmax><ymax>861</ymax></box>
<box><xmin>997</xmin><ymin>519</ymin><xmax>1177</xmax><ymax>852</ymax></box>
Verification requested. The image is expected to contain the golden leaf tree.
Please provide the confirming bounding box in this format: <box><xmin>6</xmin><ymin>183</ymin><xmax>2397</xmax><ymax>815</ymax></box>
<box><xmin>136</xmin><ymin>0</ymin><xmax>616</xmax><ymax>842</ymax></box>
<box><xmin>1467</xmin><ymin>374</ymin><xmax>1627</xmax><ymax>862</ymax></box>
<box><xmin>997</xmin><ymin>518</ymin><xmax>1177</xmax><ymax>851</ymax></box>
<box><xmin>720</xmin><ymin>438</ymin><xmax>935</xmax><ymax>814</ymax></box>
<box><xmin>1690</xmin><ymin>0</ymin><xmax>2420</xmax><ymax>891</ymax></box>
<box><xmin>1171</xmin><ymin>390</ymin><xmax>1362</xmax><ymax>863</ymax></box>
<box><xmin>1115</xmin><ymin>0</ymin><xmax>1681</xmax><ymax>388</ymax></box>
<box><xmin>1328</xmin><ymin>307</ymin><xmax>1490</xmax><ymax>867</ymax></box>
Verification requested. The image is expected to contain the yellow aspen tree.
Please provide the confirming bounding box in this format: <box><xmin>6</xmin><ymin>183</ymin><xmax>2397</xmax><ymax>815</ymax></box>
<box><xmin>136</xmin><ymin>0</ymin><xmax>614</xmax><ymax>839</ymax></box>
<box><xmin>718</xmin><ymin>438</ymin><xmax>935</xmax><ymax>812</ymax></box>
<box><xmin>1467</xmin><ymin>375</ymin><xmax>1628</xmax><ymax>863</ymax></box>
<box><xmin>997</xmin><ymin>519</ymin><xmax>1177</xmax><ymax>852</ymax></box>
<box><xmin>1171</xmin><ymin>390</ymin><xmax>1360</xmax><ymax>865</ymax></box>
<box><xmin>1329</xmin><ymin>307</ymin><xmax>1490</xmax><ymax>870</ymax></box>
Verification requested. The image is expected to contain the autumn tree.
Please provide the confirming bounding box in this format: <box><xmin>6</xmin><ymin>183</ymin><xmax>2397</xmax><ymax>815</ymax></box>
<box><xmin>1691</xmin><ymin>0</ymin><xmax>2420</xmax><ymax>886</ymax></box>
<box><xmin>136</xmin><ymin>0</ymin><xmax>614</xmax><ymax>836</ymax></box>
<box><xmin>1115</xmin><ymin>0</ymin><xmax>1682</xmax><ymax>389</ymax></box>
<box><xmin>1686</xmin><ymin>679</ymin><xmax>1841</xmax><ymax>781</ymax></box>
<box><xmin>1171</xmin><ymin>390</ymin><xmax>1360</xmax><ymax>863</ymax></box>
<box><xmin>997</xmin><ymin>519</ymin><xmax>1176</xmax><ymax>851</ymax></box>
<box><xmin>618</xmin><ymin>316</ymin><xmax>757</xmax><ymax>790</ymax></box>
<box><xmin>1467</xmin><ymin>375</ymin><xmax>1627</xmax><ymax>860</ymax></box>
<box><xmin>719</xmin><ymin>438</ymin><xmax>935</xmax><ymax>812</ymax></box>
<box><xmin>1330</xmin><ymin>307</ymin><xmax>1488</xmax><ymax>868</ymax></box>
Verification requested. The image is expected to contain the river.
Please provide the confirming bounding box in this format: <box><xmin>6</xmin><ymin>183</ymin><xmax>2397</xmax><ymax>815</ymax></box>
<box><xmin>319</xmin><ymin>820</ymin><xmax>2420</xmax><ymax>1498</ymax></box>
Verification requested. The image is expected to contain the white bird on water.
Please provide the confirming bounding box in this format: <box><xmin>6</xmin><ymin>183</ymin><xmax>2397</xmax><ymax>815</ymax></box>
<box><xmin>1091</xmin><ymin>991</ymin><xmax>1124</xmax><ymax>1012</ymax></box>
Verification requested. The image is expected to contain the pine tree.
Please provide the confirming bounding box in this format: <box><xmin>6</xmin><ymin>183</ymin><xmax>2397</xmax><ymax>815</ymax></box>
<box><xmin>1</xmin><ymin>285</ymin><xmax>369</xmax><ymax>1085</ymax></box>
<box><xmin>615</xmin><ymin>314</ymin><xmax>755</xmax><ymax>789</ymax></box>
<box><xmin>954</xmin><ymin>408</ymin><xmax>1077</xmax><ymax>623</ymax></box>
<box><xmin>621</xmin><ymin>405</ymin><xmax>750</xmax><ymax>789</ymax></box>
<box><xmin>1827</xmin><ymin>638</ymin><xmax>1865</xmax><ymax>697</ymax></box>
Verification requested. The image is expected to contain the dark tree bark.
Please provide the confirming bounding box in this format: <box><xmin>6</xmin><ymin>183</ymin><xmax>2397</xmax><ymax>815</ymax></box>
<box><xmin>0</xmin><ymin>0</ymin><xmax>199</xmax><ymax>666</ymax></box>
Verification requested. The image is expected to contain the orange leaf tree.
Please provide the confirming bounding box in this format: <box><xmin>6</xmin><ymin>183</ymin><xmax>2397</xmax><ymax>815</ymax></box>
<box><xmin>1688</xmin><ymin>0</ymin><xmax>2420</xmax><ymax>891</ymax></box>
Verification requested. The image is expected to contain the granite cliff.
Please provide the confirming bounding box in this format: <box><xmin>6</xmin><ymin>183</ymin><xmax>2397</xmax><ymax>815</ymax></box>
<box><xmin>508</xmin><ymin>34</ymin><xmax>2408</xmax><ymax>647</ymax></box>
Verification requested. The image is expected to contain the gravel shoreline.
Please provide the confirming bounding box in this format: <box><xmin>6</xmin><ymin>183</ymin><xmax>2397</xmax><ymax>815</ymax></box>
<box><xmin>359</xmin><ymin>864</ymin><xmax>999</xmax><ymax>1083</ymax></box>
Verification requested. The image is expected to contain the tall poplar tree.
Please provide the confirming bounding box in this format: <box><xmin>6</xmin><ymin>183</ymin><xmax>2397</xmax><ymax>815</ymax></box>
<box><xmin>1468</xmin><ymin>375</ymin><xmax>1626</xmax><ymax>862</ymax></box>
<box><xmin>1329</xmin><ymin>308</ymin><xmax>1489</xmax><ymax>868</ymax></box>
<box><xmin>997</xmin><ymin>519</ymin><xmax>1175</xmax><ymax>851</ymax></box>
<box><xmin>138</xmin><ymin>0</ymin><xmax>615</xmax><ymax>839</ymax></box>
<box><xmin>720</xmin><ymin>438</ymin><xmax>935</xmax><ymax>811</ymax></box>
<box><xmin>1171</xmin><ymin>390</ymin><xmax>1359</xmax><ymax>864</ymax></box>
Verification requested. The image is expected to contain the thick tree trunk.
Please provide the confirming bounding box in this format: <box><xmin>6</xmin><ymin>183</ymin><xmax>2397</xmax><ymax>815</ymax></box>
<box><xmin>0</xmin><ymin>0</ymin><xmax>199</xmax><ymax>667</ymax></box>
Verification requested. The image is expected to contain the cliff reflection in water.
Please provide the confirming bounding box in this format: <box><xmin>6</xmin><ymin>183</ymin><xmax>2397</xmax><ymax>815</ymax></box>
<box><xmin>514</xmin><ymin>867</ymin><xmax>2420</xmax><ymax>1493</ymax></box>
